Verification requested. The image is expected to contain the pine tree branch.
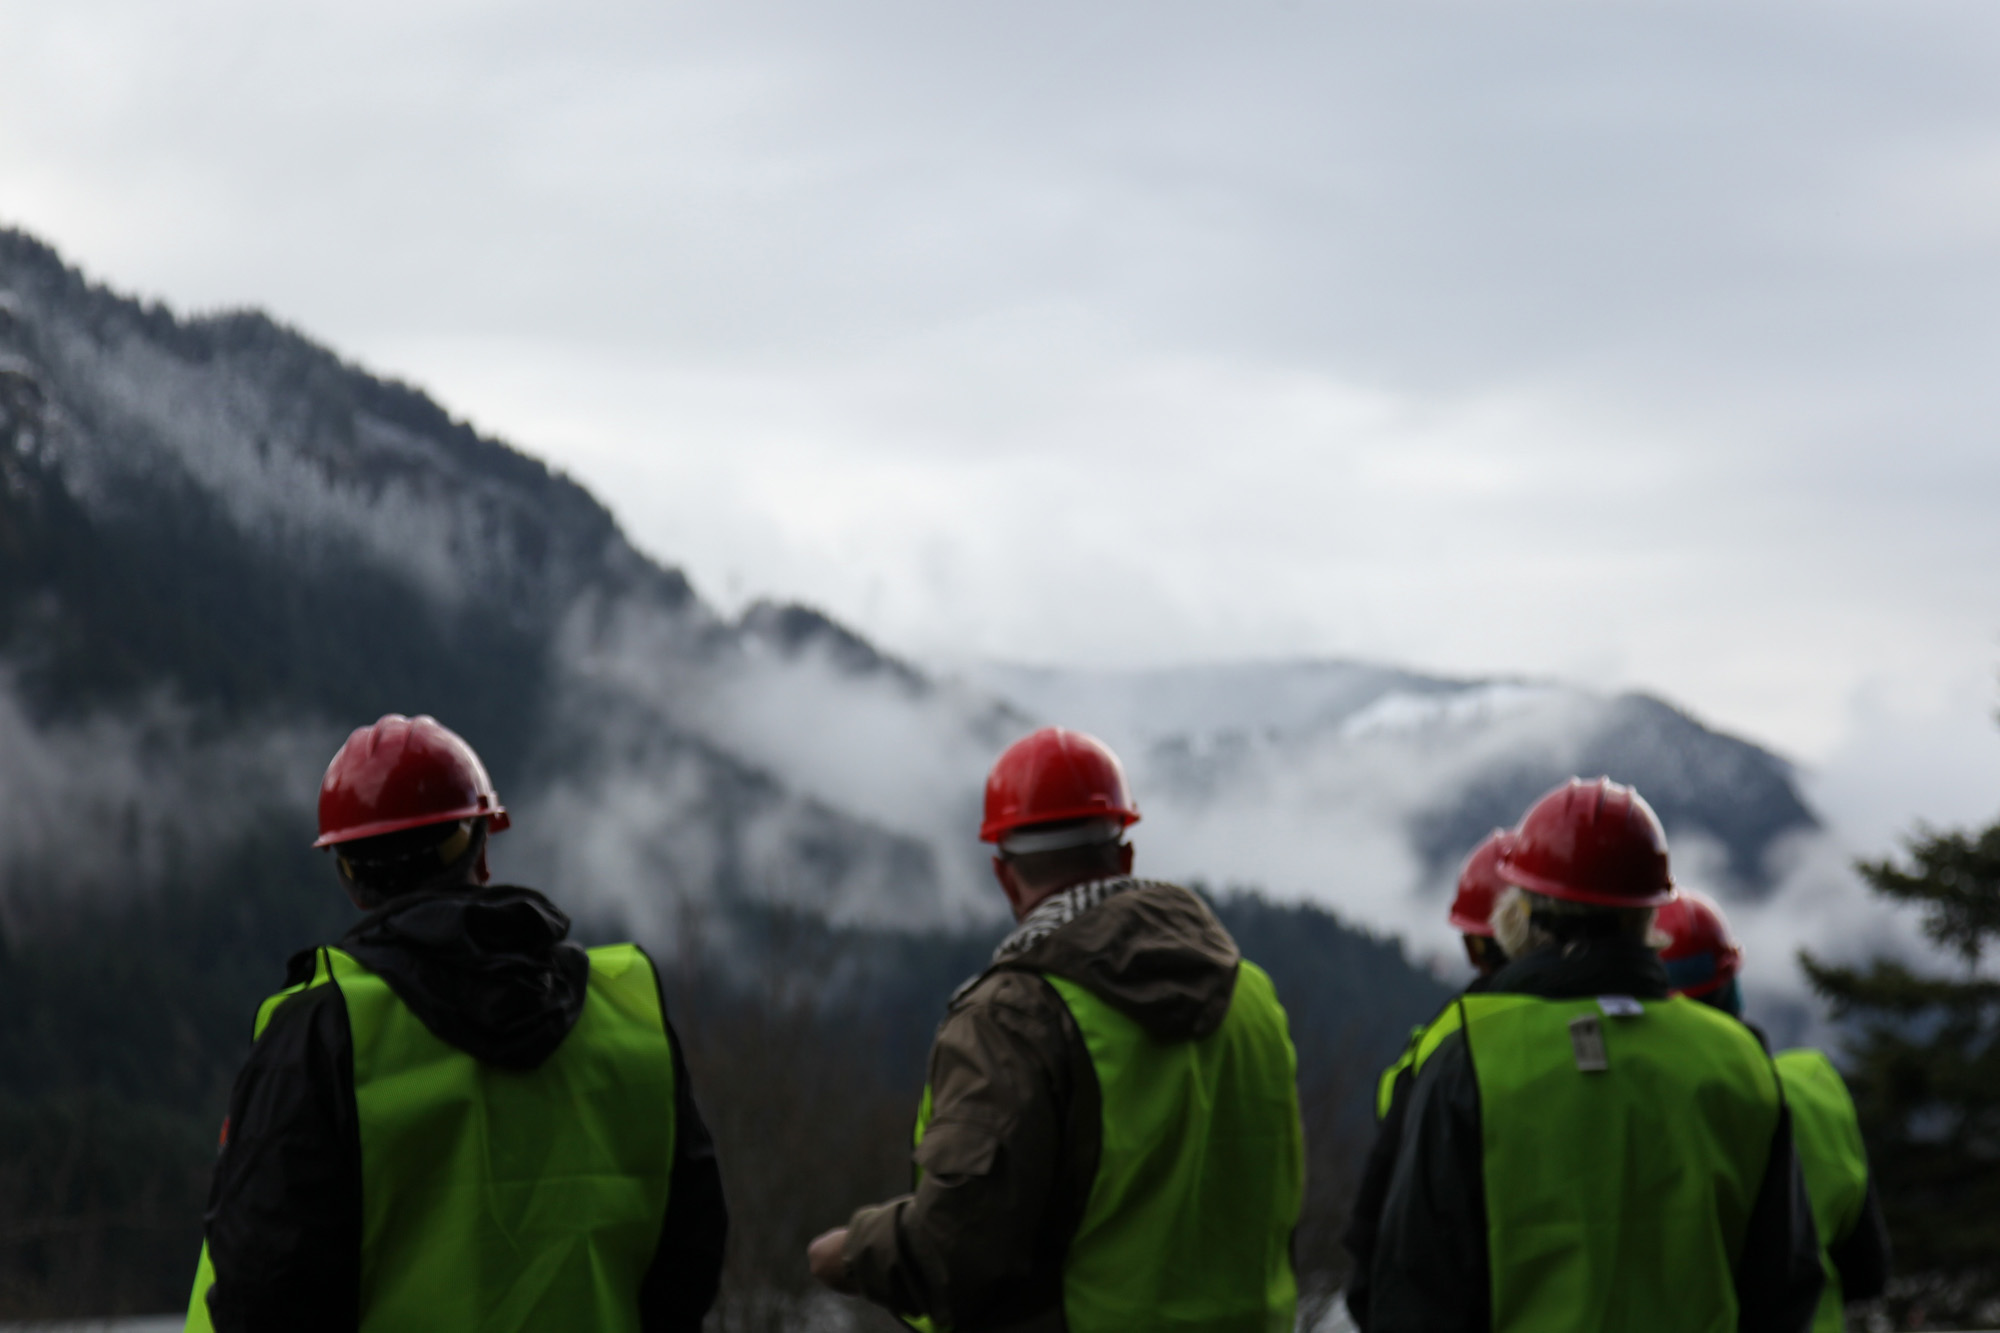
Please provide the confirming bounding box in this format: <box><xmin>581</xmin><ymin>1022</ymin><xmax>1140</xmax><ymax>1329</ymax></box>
<box><xmin>1801</xmin><ymin>951</ymin><xmax>2000</xmax><ymax>1016</ymax></box>
<box><xmin>1855</xmin><ymin>823</ymin><xmax>2000</xmax><ymax>966</ymax></box>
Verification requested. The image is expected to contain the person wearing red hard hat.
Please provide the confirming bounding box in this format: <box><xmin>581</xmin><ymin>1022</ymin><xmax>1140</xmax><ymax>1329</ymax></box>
<box><xmin>185</xmin><ymin>715</ymin><xmax>726</xmax><ymax>1333</ymax></box>
<box><xmin>1656</xmin><ymin>887</ymin><xmax>1748</xmax><ymax>1017</ymax></box>
<box><xmin>1657</xmin><ymin>890</ymin><xmax>1890</xmax><ymax>1332</ymax></box>
<box><xmin>1448</xmin><ymin>830</ymin><xmax>1514</xmax><ymax>979</ymax></box>
<box><xmin>808</xmin><ymin>726</ymin><xmax>1306</xmax><ymax>1331</ymax></box>
<box><xmin>1369</xmin><ymin>777</ymin><xmax>1824</xmax><ymax>1333</ymax></box>
<box><xmin>1343</xmin><ymin>829</ymin><xmax>1518</xmax><ymax>1329</ymax></box>
<box><xmin>313</xmin><ymin>711</ymin><xmax>512</xmax><ymax>899</ymax></box>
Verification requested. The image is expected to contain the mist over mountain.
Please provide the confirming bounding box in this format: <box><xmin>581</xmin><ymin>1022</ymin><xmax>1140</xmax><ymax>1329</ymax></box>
<box><xmin>0</xmin><ymin>225</ymin><xmax>1821</xmax><ymax>946</ymax></box>
<box><xmin>968</xmin><ymin>661</ymin><xmax>1817</xmax><ymax>915</ymax></box>
<box><xmin>0</xmin><ymin>226</ymin><xmax>1016</xmax><ymax>939</ymax></box>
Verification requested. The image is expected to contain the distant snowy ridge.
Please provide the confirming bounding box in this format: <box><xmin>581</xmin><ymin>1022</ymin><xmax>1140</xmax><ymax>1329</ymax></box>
<box><xmin>1338</xmin><ymin>682</ymin><xmax>1559</xmax><ymax>739</ymax></box>
<box><xmin>0</xmin><ymin>225</ymin><xmax>1817</xmax><ymax>948</ymax></box>
<box><xmin>969</xmin><ymin>661</ymin><xmax>1814</xmax><ymax>890</ymax></box>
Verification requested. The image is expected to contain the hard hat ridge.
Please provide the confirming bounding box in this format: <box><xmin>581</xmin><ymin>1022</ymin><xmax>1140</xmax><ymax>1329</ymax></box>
<box><xmin>1656</xmin><ymin>887</ymin><xmax>1744</xmax><ymax>999</ymax></box>
<box><xmin>315</xmin><ymin>714</ymin><xmax>510</xmax><ymax>849</ymax></box>
<box><xmin>1448</xmin><ymin>829</ymin><xmax>1513</xmax><ymax>936</ymax></box>
<box><xmin>980</xmin><ymin>726</ymin><xmax>1140</xmax><ymax>845</ymax></box>
<box><xmin>1497</xmin><ymin>776</ymin><xmax>1675</xmax><ymax>908</ymax></box>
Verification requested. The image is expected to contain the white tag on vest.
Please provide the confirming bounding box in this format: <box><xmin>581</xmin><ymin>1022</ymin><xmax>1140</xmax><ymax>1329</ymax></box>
<box><xmin>1598</xmin><ymin>994</ymin><xmax>1644</xmax><ymax>1018</ymax></box>
<box><xmin>1569</xmin><ymin>1015</ymin><xmax>1609</xmax><ymax>1072</ymax></box>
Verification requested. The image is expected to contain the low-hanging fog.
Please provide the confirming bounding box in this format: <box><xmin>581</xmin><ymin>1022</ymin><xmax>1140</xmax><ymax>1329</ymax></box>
<box><xmin>2</xmin><ymin>2</ymin><xmax>1999</xmax><ymax>1037</ymax></box>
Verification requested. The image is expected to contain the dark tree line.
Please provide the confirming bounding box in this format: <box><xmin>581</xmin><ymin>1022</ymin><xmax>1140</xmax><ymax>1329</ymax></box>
<box><xmin>0</xmin><ymin>871</ymin><xmax>1433</xmax><ymax>1323</ymax></box>
<box><xmin>1805</xmin><ymin>799</ymin><xmax>2000</xmax><ymax>1328</ymax></box>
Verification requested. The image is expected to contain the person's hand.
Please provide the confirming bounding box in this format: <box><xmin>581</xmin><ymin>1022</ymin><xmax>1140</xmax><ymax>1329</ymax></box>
<box><xmin>807</xmin><ymin>1226</ymin><xmax>856</xmax><ymax>1294</ymax></box>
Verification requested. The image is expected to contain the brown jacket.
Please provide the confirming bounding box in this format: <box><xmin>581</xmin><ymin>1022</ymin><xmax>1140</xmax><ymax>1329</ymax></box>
<box><xmin>843</xmin><ymin>878</ymin><xmax>1242</xmax><ymax>1331</ymax></box>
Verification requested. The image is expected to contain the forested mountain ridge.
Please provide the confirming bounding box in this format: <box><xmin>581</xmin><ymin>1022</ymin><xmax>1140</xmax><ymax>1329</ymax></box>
<box><xmin>0</xmin><ymin>224</ymin><xmax>1817</xmax><ymax>934</ymax></box>
<box><xmin>0</xmin><ymin>226</ymin><xmax>1001</xmax><ymax>935</ymax></box>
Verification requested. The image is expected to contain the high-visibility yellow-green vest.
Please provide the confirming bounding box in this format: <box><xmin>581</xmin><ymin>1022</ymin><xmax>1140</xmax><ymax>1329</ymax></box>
<box><xmin>910</xmin><ymin>961</ymin><xmax>1304</xmax><ymax>1333</ymax></box>
<box><xmin>1375</xmin><ymin>1023</ymin><xmax>1429</xmax><ymax>1120</ymax></box>
<box><xmin>185</xmin><ymin>943</ymin><xmax>677</xmax><ymax>1333</ymax></box>
<box><xmin>1372</xmin><ymin>999</ymin><xmax>1483</xmax><ymax>1122</ymax></box>
<box><xmin>1456</xmin><ymin>992</ymin><xmax>1782</xmax><ymax>1333</ymax></box>
<box><xmin>1775</xmin><ymin>1048</ymin><xmax>1870</xmax><ymax>1333</ymax></box>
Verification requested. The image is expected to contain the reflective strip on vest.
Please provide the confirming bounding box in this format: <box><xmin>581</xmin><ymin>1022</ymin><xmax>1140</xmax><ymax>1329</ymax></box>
<box><xmin>1775</xmin><ymin>1048</ymin><xmax>1869</xmax><ymax>1333</ymax></box>
<box><xmin>1376</xmin><ymin>1024</ymin><xmax>1428</xmax><ymax>1121</ymax></box>
<box><xmin>912</xmin><ymin>963</ymin><xmax>1303</xmax><ymax>1333</ymax></box>
<box><xmin>1462</xmin><ymin>993</ymin><xmax>1781</xmax><ymax>1333</ymax></box>
<box><xmin>185</xmin><ymin>943</ymin><xmax>676</xmax><ymax>1333</ymax></box>
<box><xmin>1373</xmin><ymin>998</ymin><xmax>1497</xmax><ymax>1121</ymax></box>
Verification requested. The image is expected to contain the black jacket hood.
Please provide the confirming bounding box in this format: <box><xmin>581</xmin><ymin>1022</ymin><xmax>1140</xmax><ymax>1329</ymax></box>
<box><xmin>1487</xmin><ymin>936</ymin><xmax>1670</xmax><ymax>1002</ymax></box>
<box><xmin>336</xmin><ymin>885</ymin><xmax>589</xmax><ymax>1070</ymax></box>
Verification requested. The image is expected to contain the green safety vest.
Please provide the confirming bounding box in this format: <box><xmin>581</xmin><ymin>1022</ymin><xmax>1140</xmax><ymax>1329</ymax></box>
<box><xmin>1373</xmin><ymin>999</ymin><xmax>1481</xmax><ymax>1121</ymax></box>
<box><xmin>185</xmin><ymin>943</ymin><xmax>677</xmax><ymax>1333</ymax></box>
<box><xmin>1375</xmin><ymin>1023</ymin><xmax>1429</xmax><ymax>1120</ymax></box>
<box><xmin>1457</xmin><ymin>992</ymin><xmax>1782</xmax><ymax>1333</ymax></box>
<box><xmin>1775</xmin><ymin>1048</ymin><xmax>1869</xmax><ymax>1333</ymax></box>
<box><xmin>911</xmin><ymin>961</ymin><xmax>1304</xmax><ymax>1333</ymax></box>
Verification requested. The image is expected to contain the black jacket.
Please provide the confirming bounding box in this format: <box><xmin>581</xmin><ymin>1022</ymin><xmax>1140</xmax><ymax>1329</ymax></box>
<box><xmin>1342</xmin><ymin>971</ymin><xmax>1497</xmax><ymax>1330</ymax></box>
<box><xmin>1829</xmin><ymin>1176</ymin><xmax>1891</xmax><ymax>1303</ymax></box>
<box><xmin>1367</xmin><ymin>939</ymin><xmax>1824</xmax><ymax>1333</ymax></box>
<box><xmin>1747</xmin><ymin>1029</ymin><xmax>1891</xmax><ymax>1308</ymax></box>
<box><xmin>201</xmin><ymin>886</ymin><xmax>726</xmax><ymax>1333</ymax></box>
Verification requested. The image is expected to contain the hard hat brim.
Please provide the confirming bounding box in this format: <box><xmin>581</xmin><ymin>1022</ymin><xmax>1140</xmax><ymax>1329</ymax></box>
<box><xmin>1447</xmin><ymin>910</ymin><xmax>1498</xmax><ymax>937</ymax></box>
<box><xmin>980</xmin><ymin>805</ymin><xmax>1140</xmax><ymax>844</ymax></box>
<box><xmin>1497</xmin><ymin>860</ymin><xmax>1677</xmax><ymax>909</ymax></box>
<box><xmin>313</xmin><ymin>802</ymin><xmax>510</xmax><ymax>848</ymax></box>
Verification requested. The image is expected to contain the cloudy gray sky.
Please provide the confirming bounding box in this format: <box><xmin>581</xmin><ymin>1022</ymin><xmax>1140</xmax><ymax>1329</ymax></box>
<box><xmin>5</xmin><ymin>0</ymin><xmax>2000</xmax><ymax>840</ymax></box>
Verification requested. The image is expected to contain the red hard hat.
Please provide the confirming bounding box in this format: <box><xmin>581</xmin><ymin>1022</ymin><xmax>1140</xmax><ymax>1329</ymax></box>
<box><xmin>1497</xmin><ymin>776</ymin><xmax>1675</xmax><ymax>908</ymax></box>
<box><xmin>980</xmin><ymin>726</ymin><xmax>1140</xmax><ymax>844</ymax></box>
<box><xmin>1655</xmin><ymin>887</ymin><xmax>1744</xmax><ymax>999</ymax></box>
<box><xmin>1447</xmin><ymin>829</ymin><xmax>1512</xmax><ymax>937</ymax></box>
<box><xmin>315</xmin><ymin>714</ymin><xmax>510</xmax><ymax>848</ymax></box>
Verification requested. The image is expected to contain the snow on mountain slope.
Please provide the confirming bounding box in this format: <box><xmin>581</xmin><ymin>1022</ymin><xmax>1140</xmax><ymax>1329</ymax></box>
<box><xmin>964</xmin><ymin>659</ymin><xmax>1451</xmax><ymax>744</ymax></box>
<box><xmin>969</xmin><ymin>662</ymin><xmax>1814</xmax><ymax>879</ymax></box>
<box><xmin>0</xmin><ymin>227</ymin><xmax>1839</xmax><ymax>973</ymax></box>
<box><xmin>961</xmin><ymin>660</ymin><xmax>1852</xmax><ymax>1020</ymax></box>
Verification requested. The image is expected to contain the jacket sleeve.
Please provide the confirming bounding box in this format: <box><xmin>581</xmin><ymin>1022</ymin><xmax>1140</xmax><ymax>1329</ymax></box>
<box><xmin>1367</xmin><ymin>1032</ymin><xmax>1489</xmax><ymax>1333</ymax></box>
<box><xmin>203</xmin><ymin>981</ymin><xmax>362</xmax><ymax>1333</ymax></box>
<box><xmin>637</xmin><ymin>1007</ymin><xmax>728</xmax><ymax>1332</ymax></box>
<box><xmin>1827</xmin><ymin>1171</ymin><xmax>1890</xmax><ymax>1304</ymax></box>
<box><xmin>1341</xmin><ymin>1064</ymin><xmax>1414</xmax><ymax>1330</ymax></box>
<box><xmin>1733</xmin><ymin>1103</ymin><xmax>1825</xmax><ymax>1333</ymax></box>
<box><xmin>843</xmin><ymin>972</ymin><xmax>1090</xmax><ymax>1330</ymax></box>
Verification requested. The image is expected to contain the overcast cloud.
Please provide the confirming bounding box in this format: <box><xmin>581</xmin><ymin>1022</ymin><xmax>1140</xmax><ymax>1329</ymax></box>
<box><xmin>5</xmin><ymin>0</ymin><xmax>2000</xmax><ymax>845</ymax></box>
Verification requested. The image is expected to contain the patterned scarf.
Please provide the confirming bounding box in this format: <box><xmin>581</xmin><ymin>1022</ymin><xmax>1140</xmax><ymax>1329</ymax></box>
<box><xmin>990</xmin><ymin>875</ymin><xmax>1146</xmax><ymax>964</ymax></box>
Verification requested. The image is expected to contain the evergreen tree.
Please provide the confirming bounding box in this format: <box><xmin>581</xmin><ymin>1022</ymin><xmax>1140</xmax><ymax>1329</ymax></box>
<box><xmin>1802</xmin><ymin>817</ymin><xmax>2000</xmax><ymax>1327</ymax></box>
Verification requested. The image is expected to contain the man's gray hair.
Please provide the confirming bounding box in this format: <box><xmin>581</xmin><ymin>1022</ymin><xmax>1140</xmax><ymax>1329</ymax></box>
<box><xmin>997</xmin><ymin>817</ymin><xmax>1123</xmax><ymax>858</ymax></box>
<box><xmin>1491</xmin><ymin>885</ymin><xmax>1664</xmax><ymax>961</ymax></box>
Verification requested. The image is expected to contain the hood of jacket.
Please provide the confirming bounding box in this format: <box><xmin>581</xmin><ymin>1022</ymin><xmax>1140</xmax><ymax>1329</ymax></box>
<box><xmin>1486</xmin><ymin>935</ymin><xmax>1669</xmax><ymax>1002</ymax></box>
<box><xmin>338</xmin><ymin>885</ymin><xmax>590</xmax><ymax>1070</ymax></box>
<box><xmin>996</xmin><ymin>878</ymin><xmax>1242</xmax><ymax>1042</ymax></box>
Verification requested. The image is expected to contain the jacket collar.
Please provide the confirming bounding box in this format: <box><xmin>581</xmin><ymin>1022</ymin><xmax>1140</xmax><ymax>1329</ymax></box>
<box><xmin>1487</xmin><ymin>936</ymin><xmax>1670</xmax><ymax>1001</ymax></box>
<box><xmin>991</xmin><ymin>875</ymin><xmax>1143</xmax><ymax>964</ymax></box>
